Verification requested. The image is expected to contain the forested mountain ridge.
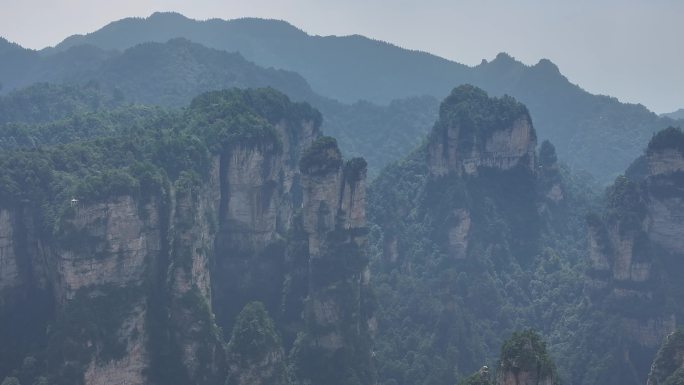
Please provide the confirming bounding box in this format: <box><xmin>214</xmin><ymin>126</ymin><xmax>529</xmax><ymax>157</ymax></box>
<box><xmin>0</xmin><ymin>88</ymin><xmax>374</xmax><ymax>385</ymax></box>
<box><xmin>46</xmin><ymin>12</ymin><xmax>468</xmax><ymax>105</ymax></box>
<box><xmin>0</xmin><ymin>37</ymin><xmax>316</xmax><ymax>106</ymax></box>
<box><xmin>0</xmin><ymin>39</ymin><xmax>438</xmax><ymax>176</ymax></box>
<box><xmin>0</xmin><ymin>11</ymin><xmax>683</xmax><ymax>385</ymax></box>
<box><xmin>661</xmin><ymin>109</ymin><xmax>684</xmax><ymax>120</ymax></box>
<box><xmin>29</xmin><ymin>11</ymin><xmax>683</xmax><ymax>181</ymax></box>
<box><xmin>0</xmin><ymin>82</ymin><xmax>127</xmax><ymax>125</ymax></box>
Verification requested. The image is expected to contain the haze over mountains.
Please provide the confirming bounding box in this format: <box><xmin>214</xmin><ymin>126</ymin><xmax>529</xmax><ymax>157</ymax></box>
<box><xmin>662</xmin><ymin>109</ymin><xmax>684</xmax><ymax>121</ymax></box>
<box><xmin>1</xmin><ymin>9</ymin><xmax>684</xmax><ymax>385</ymax></box>
<box><xmin>0</xmin><ymin>12</ymin><xmax>680</xmax><ymax>182</ymax></box>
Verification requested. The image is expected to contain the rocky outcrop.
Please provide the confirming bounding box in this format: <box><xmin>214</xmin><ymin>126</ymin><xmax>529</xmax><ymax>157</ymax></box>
<box><xmin>56</xmin><ymin>196</ymin><xmax>162</xmax><ymax>300</ymax></box>
<box><xmin>83</xmin><ymin>299</ymin><xmax>149</xmax><ymax>385</ymax></box>
<box><xmin>584</xmin><ymin>128</ymin><xmax>684</xmax><ymax>383</ymax></box>
<box><xmin>586</xmin><ymin>190</ymin><xmax>675</xmax><ymax>351</ymax></box>
<box><xmin>496</xmin><ymin>331</ymin><xmax>557</xmax><ymax>385</ymax></box>
<box><xmin>219</xmin><ymin>120</ymin><xmax>318</xmax><ymax>250</ymax></box>
<box><xmin>291</xmin><ymin>138</ymin><xmax>375</xmax><ymax>385</ymax></box>
<box><xmin>0</xmin><ymin>209</ymin><xmax>20</xmax><ymax>293</ymax></box>
<box><xmin>428</xmin><ymin>85</ymin><xmax>536</xmax><ymax>177</ymax></box>
<box><xmin>448</xmin><ymin>208</ymin><xmax>471</xmax><ymax>259</ymax></box>
<box><xmin>586</xmin><ymin>131</ymin><xmax>684</xmax><ymax>324</ymax></box>
<box><xmin>497</xmin><ymin>370</ymin><xmax>554</xmax><ymax>385</ymax></box>
<box><xmin>645</xmin><ymin>183</ymin><xmax>684</xmax><ymax>253</ymax></box>
<box><xmin>225</xmin><ymin>302</ymin><xmax>289</xmax><ymax>385</ymax></box>
<box><xmin>647</xmin><ymin>148</ymin><xmax>684</xmax><ymax>176</ymax></box>
<box><xmin>647</xmin><ymin>329</ymin><xmax>684</xmax><ymax>385</ymax></box>
<box><xmin>0</xmin><ymin>89</ymin><xmax>374</xmax><ymax>385</ymax></box>
<box><xmin>167</xmin><ymin>160</ymin><xmax>224</xmax><ymax>384</ymax></box>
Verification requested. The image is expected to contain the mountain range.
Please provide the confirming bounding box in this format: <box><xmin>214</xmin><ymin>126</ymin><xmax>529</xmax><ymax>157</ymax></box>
<box><xmin>1</xmin><ymin>25</ymin><xmax>683</xmax><ymax>384</ymax></box>
<box><xmin>1</xmin><ymin>12</ymin><xmax>682</xmax><ymax>182</ymax></box>
<box><xmin>662</xmin><ymin>109</ymin><xmax>684</xmax><ymax>120</ymax></box>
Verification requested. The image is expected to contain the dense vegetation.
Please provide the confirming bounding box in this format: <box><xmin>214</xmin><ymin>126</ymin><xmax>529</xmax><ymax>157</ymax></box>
<box><xmin>31</xmin><ymin>11</ymin><xmax>684</xmax><ymax>181</ymax></box>
<box><xmin>1</xmin><ymin>15</ymin><xmax>683</xmax><ymax>385</ymax></box>
<box><xmin>499</xmin><ymin>330</ymin><xmax>557</xmax><ymax>380</ymax></box>
<box><xmin>646</xmin><ymin>126</ymin><xmax>684</xmax><ymax>155</ymax></box>
<box><xmin>0</xmin><ymin>82</ymin><xmax>124</xmax><ymax>125</ymax></box>
<box><xmin>366</xmin><ymin>88</ymin><xmax>599</xmax><ymax>385</ymax></box>
<box><xmin>0</xmin><ymin>88</ymin><xmax>327</xmax><ymax>385</ymax></box>
<box><xmin>431</xmin><ymin>84</ymin><xmax>534</xmax><ymax>152</ymax></box>
<box><xmin>0</xmin><ymin>41</ymin><xmax>437</xmax><ymax>176</ymax></box>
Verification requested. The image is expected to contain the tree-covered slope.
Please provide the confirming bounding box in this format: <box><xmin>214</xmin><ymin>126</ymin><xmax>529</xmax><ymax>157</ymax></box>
<box><xmin>0</xmin><ymin>83</ymin><xmax>125</xmax><ymax>125</ymax></box>
<box><xmin>48</xmin><ymin>12</ymin><xmax>469</xmax><ymax>105</ymax></box>
<box><xmin>0</xmin><ymin>39</ymin><xmax>437</xmax><ymax>176</ymax></box>
<box><xmin>367</xmin><ymin>86</ymin><xmax>597</xmax><ymax>385</ymax></box>
<box><xmin>35</xmin><ymin>12</ymin><xmax>682</xmax><ymax>181</ymax></box>
<box><xmin>661</xmin><ymin>109</ymin><xmax>684</xmax><ymax>121</ymax></box>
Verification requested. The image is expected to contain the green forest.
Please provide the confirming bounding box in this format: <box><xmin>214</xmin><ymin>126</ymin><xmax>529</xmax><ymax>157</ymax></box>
<box><xmin>0</xmin><ymin>11</ymin><xmax>683</xmax><ymax>385</ymax></box>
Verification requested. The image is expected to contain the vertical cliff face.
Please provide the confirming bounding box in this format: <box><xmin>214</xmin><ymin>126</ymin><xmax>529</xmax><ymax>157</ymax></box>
<box><xmin>0</xmin><ymin>209</ymin><xmax>20</xmax><ymax>295</ymax></box>
<box><xmin>56</xmin><ymin>196</ymin><xmax>162</xmax><ymax>300</ymax></box>
<box><xmin>0</xmin><ymin>88</ymin><xmax>374</xmax><ymax>385</ymax></box>
<box><xmin>293</xmin><ymin>137</ymin><xmax>374</xmax><ymax>385</ymax></box>
<box><xmin>585</xmin><ymin>127</ymin><xmax>684</xmax><ymax>383</ymax></box>
<box><xmin>211</xmin><ymin>112</ymin><xmax>320</xmax><ymax>342</ymax></box>
<box><xmin>167</xmin><ymin>160</ymin><xmax>224</xmax><ymax>385</ymax></box>
<box><xmin>425</xmin><ymin>85</ymin><xmax>539</xmax><ymax>262</ymax></box>
<box><xmin>428</xmin><ymin>85</ymin><xmax>536</xmax><ymax>177</ymax></box>
<box><xmin>52</xmin><ymin>195</ymin><xmax>162</xmax><ymax>385</ymax></box>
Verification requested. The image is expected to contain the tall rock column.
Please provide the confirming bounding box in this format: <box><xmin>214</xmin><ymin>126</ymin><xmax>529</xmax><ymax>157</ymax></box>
<box><xmin>293</xmin><ymin>137</ymin><xmax>375</xmax><ymax>385</ymax></box>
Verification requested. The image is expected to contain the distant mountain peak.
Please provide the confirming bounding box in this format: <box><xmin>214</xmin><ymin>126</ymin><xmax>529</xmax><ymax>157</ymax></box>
<box><xmin>493</xmin><ymin>52</ymin><xmax>517</xmax><ymax>63</ymax></box>
<box><xmin>147</xmin><ymin>11</ymin><xmax>190</xmax><ymax>20</ymax></box>
<box><xmin>485</xmin><ymin>52</ymin><xmax>526</xmax><ymax>70</ymax></box>
<box><xmin>661</xmin><ymin>108</ymin><xmax>684</xmax><ymax>120</ymax></box>
<box><xmin>0</xmin><ymin>37</ymin><xmax>25</xmax><ymax>54</ymax></box>
<box><xmin>534</xmin><ymin>58</ymin><xmax>560</xmax><ymax>74</ymax></box>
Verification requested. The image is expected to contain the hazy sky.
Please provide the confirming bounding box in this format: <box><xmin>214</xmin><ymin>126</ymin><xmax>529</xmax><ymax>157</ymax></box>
<box><xmin>1</xmin><ymin>0</ymin><xmax>682</xmax><ymax>113</ymax></box>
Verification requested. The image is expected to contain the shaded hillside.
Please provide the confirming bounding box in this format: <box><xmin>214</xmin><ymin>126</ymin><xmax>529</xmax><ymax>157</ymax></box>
<box><xmin>0</xmin><ymin>40</ymin><xmax>436</xmax><ymax>176</ymax></box>
<box><xmin>661</xmin><ymin>108</ymin><xmax>684</xmax><ymax>120</ymax></box>
<box><xmin>0</xmin><ymin>37</ymin><xmax>316</xmax><ymax>107</ymax></box>
<box><xmin>32</xmin><ymin>12</ymin><xmax>681</xmax><ymax>181</ymax></box>
<box><xmin>0</xmin><ymin>82</ymin><xmax>125</xmax><ymax>125</ymax></box>
<box><xmin>48</xmin><ymin>12</ymin><xmax>469</xmax><ymax>105</ymax></box>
